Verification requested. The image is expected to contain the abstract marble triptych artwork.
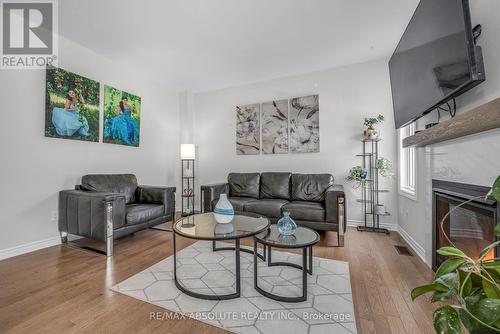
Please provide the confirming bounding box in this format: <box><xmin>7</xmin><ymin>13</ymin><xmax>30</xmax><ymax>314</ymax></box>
<box><xmin>236</xmin><ymin>95</ymin><xmax>319</xmax><ymax>155</ymax></box>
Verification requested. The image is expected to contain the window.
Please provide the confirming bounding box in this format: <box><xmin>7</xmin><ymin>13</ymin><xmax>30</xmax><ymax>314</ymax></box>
<box><xmin>399</xmin><ymin>123</ymin><xmax>416</xmax><ymax>199</ymax></box>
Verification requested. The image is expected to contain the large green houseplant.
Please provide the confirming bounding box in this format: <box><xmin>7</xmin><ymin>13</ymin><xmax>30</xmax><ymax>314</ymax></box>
<box><xmin>411</xmin><ymin>176</ymin><xmax>500</xmax><ymax>333</ymax></box>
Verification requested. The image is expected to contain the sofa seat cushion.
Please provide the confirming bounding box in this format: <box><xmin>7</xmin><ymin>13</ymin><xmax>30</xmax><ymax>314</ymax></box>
<box><xmin>211</xmin><ymin>197</ymin><xmax>257</xmax><ymax>211</ymax></box>
<box><xmin>126</xmin><ymin>204</ymin><xmax>164</xmax><ymax>225</ymax></box>
<box><xmin>228</xmin><ymin>173</ymin><xmax>260</xmax><ymax>199</ymax></box>
<box><xmin>260</xmin><ymin>172</ymin><xmax>291</xmax><ymax>200</ymax></box>
<box><xmin>243</xmin><ymin>199</ymin><xmax>289</xmax><ymax>218</ymax></box>
<box><xmin>282</xmin><ymin>201</ymin><xmax>325</xmax><ymax>222</ymax></box>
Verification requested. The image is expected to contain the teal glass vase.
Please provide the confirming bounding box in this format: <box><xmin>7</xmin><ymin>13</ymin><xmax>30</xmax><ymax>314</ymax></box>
<box><xmin>277</xmin><ymin>212</ymin><xmax>297</xmax><ymax>236</ymax></box>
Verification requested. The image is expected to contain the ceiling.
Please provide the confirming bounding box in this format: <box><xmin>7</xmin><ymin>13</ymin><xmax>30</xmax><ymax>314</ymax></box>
<box><xmin>59</xmin><ymin>0</ymin><xmax>419</xmax><ymax>92</ymax></box>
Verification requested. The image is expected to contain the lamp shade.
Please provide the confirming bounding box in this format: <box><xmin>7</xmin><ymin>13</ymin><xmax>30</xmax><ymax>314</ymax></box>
<box><xmin>180</xmin><ymin>144</ymin><xmax>196</xmax><ymax>160</ymax></box>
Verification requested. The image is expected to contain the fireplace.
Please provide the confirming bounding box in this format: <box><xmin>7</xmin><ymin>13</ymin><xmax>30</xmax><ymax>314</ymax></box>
<box><xmin>432</xmin><ymin>180</ymin><xmax>499</xmax><ymax>271</ymax></box>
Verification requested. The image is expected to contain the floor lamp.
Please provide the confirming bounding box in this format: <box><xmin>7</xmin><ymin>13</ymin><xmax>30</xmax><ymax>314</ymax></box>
<box><xmin>181</xmin><ymin>144</ymin><xmax>196</xmax><ymax>216</ymax></box>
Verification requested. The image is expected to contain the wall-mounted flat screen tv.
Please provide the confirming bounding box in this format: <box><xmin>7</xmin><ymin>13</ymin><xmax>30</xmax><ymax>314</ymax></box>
<box><xmin>389</xmin><ymin>0</ymin><xmax>485</xmax><ymax>129</ymax></box>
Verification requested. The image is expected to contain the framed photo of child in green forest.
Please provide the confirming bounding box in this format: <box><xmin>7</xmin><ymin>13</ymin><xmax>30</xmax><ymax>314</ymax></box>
<box><xmin>45</xmin><ymin>67</ymin><xmax>100</xmax><ymax>142</ymax></box>
<box><xmin>103</xmin><ymin>85</ymin><xmax>141</xmax><ymax>147</ymax></box>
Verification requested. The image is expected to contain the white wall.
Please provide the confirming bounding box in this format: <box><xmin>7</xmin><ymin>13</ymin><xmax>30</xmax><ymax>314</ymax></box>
<box><xmin>179</xmin><ymin>91</ymin><xmax>195</xmax><ymax>144</ymax></box>
<box><xmin>397</xmin><ymin>0</ymin><xmax>500</xmax><ymax>266</ymax></box>
<box><xmin>0</xmin><ymin>36</ymin><xmax>180</xmax><ymax>257</ymax></box>
<box><xmin>193</xmin><ymin>59</ymin><xmax>399</xmax><ymax>227</ymax></box>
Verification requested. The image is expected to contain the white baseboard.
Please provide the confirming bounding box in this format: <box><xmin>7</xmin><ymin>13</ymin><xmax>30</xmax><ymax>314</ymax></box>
<box><xmin>0</xmin><ymin>236</ymin><xmax>61</xmax><ymax>261</ymax></box>
<box><xmin>347</xmin><ymin>219</ymin><xmax>398</xmax><ymax>231</ymax></box>
<box><xmin>396</xmin><ymin>226</ymin><xmax>427</xmax><ymax>265</ymax></box>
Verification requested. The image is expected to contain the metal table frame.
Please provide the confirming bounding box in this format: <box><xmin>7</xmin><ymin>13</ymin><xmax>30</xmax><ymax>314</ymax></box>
<box><xmin>172</xmin><ymin>217</ymin><xmax>269</xmax><ymax>300</ymax></box>
<box><xmin>253</xmin><ymin>228</ymin><xmax>319</xmax><ymax>303</ymax></box>
<box><xmin>213</xmin><ymin>240</ymin><xmax>266</xmax><ymax>261</ymax></box>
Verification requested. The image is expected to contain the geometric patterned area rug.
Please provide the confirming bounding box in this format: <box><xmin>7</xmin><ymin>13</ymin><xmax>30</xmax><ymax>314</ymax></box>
<box><xmin>111</xmin><ymin>241</ymin><xmax>357</xmax><ymax>334</ymax></box>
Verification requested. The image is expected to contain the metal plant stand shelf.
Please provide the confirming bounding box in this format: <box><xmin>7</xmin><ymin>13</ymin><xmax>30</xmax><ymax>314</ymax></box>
<box><xmin>356</xmin><ymin>138</ymin><xmax>390</xmax><ymax>234</ymax></box>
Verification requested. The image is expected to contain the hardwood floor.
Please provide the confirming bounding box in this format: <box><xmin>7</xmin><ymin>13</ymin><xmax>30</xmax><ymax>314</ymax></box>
<box><xmin>0</xmin><ymin>221</ymin><xmax>437</xmax><ymax>334</ymax></box>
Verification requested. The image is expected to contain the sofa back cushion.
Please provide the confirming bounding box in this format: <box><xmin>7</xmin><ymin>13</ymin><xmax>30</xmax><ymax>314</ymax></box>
<box><xmin>228</xmin><ymin>173</ymin><xmax>260</xmax><ymax>199</ymax></box>
<box><xmin>260</xmin><ymin>172</ymin><xmax>291</xmax><ymax>200</ymax></box>
<box><xmin>81</xmin><ymin>174</ymin><xmax>138</xmax><ymax>204</ymax></box>
<box><xmin>291</xmin><ymin>174</ymin><xmax>333</xmax><ymax>202</ymax></box>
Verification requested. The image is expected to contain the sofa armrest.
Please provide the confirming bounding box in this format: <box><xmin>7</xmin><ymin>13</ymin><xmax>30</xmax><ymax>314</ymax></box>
<box><xmin>325</xmin><ymin>184</ymin><xmax>346</xmax><ymax>231</ymax></box>
<box><xmin>137</xmin><ymin>186</ymin><xmax>176</xmax><ymax>216</ymax></box>
<box><xmin>59</xmin><ymin>190</ymin><xmax>126</xmax><ymax>242</ymax></box>
<box><xmin>201</xmin><ymin>183</ymin><xmax>230</xmax><ymax>212</ymax></box>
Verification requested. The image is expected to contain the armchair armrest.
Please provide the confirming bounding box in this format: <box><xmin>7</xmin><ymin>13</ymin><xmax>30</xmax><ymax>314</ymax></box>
<box><xmin>325</xmin><ymin>185</ymin><xmax>346</xmax><ymax>245</ymax></box>
<box><xmin>200</xmin><ymin>183</ymin><xmax>230</xmax><ymax>212</ymax></box>
<box><xmin>137</xmin><ymin>186</ymin><xmax>176</xmax><ymax>217</ymax></box>
<box><xmin>59</xmin><ymin>190</ymin><xmax>126</xmax><ymax>242</ymax></box>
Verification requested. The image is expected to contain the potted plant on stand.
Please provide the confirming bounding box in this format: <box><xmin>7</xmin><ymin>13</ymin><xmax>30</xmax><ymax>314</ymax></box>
<box><xmin>372</xmin><ymin>157</ymin><xmax>394</xmax><ymax>215</ymax></box>
<box><xmin>363</xmin><ymin>114</ymin><xmax>384</xmax><ymax>140</ymax></box>
<box><xmin>411</xmin><ymin>176</ymin><xmax>500</xmax><ymax>334</ymax></box>
<box><xmin>347</xmin><ymin>166</ymin><xmax>368</xmax><ymax>188</ymax></box>
<box><xmin>377</xmin><ymin>157</ymin><xmax>395</xmax><ymax>178</ymax></box>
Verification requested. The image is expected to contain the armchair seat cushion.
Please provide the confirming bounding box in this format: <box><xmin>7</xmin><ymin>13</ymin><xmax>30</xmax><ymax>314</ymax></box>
<box><xmin>211</xmin><ymin>197</ymin><xmax>256</xmax><ymax>211</ymax></box>
<box><xmin>126</xmin><ymin>204</ymin><xmax>165</xmax><ymax>225</ymax></box>
<box><xmin>243</xmin><ymin>199</ymin><xmax>289</xmax><ymax>218</ymax></box>
<box><xmin>282</xmin><ymin>201</ymin><xmax>325</xmax><ymax>222</ymax></box>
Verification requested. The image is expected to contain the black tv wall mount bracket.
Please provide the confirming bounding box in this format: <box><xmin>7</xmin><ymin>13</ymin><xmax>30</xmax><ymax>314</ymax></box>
<box><xmin>473</xmin><ymin>24</ymin><xmax>482</xmax><ymax>44</ymax></box>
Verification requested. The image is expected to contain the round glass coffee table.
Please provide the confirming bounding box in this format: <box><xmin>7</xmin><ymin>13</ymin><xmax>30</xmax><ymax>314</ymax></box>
<box><xmin>253</xmin><ymin>225</ymin><xmax>320</xmax><ymax>302</ymax></box>
<box><xmin>173</xmin><ymin>212</ymin><xmax>269</xmax><ymax>300</ymax></box>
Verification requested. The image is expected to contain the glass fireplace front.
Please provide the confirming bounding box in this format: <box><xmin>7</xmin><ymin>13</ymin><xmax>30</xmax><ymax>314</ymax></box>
<box><xmin>433</xmin><ymin>180</ymin><xmax>498</xmax><ymax>270</ymax></box>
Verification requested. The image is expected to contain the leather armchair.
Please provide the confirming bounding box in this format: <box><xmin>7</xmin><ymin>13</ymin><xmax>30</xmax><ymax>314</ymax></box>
<box><xmin>59</xmin><ymin>174</ymin><xmax>175</xmax><ymax>256</ymax></box>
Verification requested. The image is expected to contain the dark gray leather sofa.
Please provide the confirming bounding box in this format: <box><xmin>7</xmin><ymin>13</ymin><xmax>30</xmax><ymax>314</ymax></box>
<box><xmin>201</xmin><ymin>172</ymin><xmax>346</xmax><ymax>246</ymax></box>
<box><xmin>59</xmin><ymin>174</ymin><xmax>175</xmax><ymax>256</ymax></box>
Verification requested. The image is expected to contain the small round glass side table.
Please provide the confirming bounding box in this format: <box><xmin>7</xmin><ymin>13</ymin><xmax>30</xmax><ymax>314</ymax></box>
<box><xmin>253</xmin><ymin>225</ymin><xmax>320</xmax><ymax>302</ymax></box>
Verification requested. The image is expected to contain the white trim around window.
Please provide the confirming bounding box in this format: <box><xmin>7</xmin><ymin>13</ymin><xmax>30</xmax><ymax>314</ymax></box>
<box><xmin>399</xmin><ymin>123</ymin><xmax>417</xmax><ymax>201</ymax></box>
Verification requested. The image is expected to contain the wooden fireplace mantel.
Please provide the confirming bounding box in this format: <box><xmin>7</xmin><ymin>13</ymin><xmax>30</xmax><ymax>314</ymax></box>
<box><xmin>403</xmin><ymin>97</ymin><xmax>500</xmax><ymax>148</ymax></box>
